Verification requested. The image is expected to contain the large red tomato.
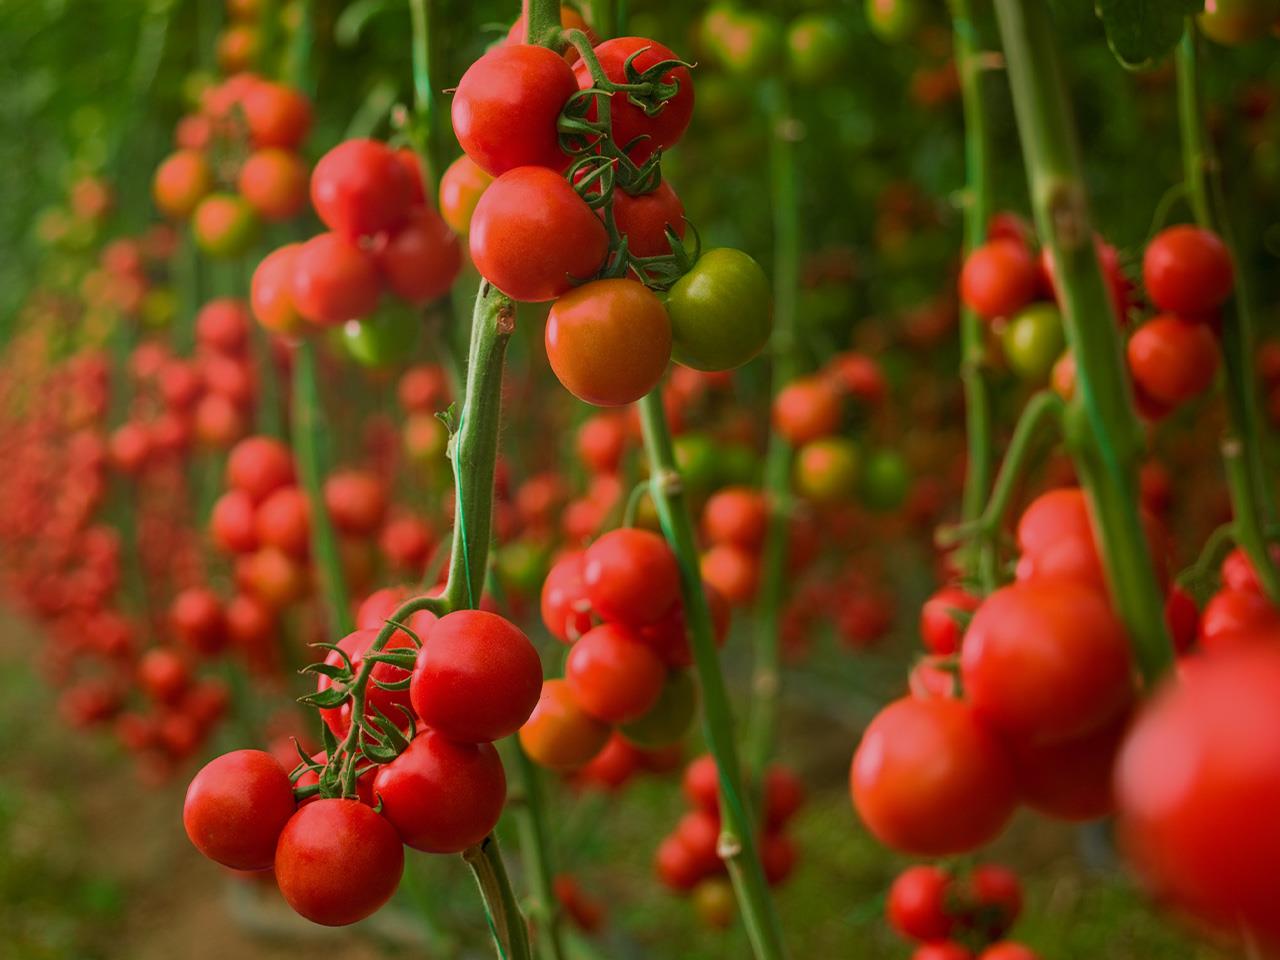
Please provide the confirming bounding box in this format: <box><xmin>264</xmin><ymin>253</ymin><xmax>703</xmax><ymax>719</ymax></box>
<box><xmin>183</xmin><ymin>749</ymin><xmax>295</xmax><ymax>870</ymax></box>
<box><xmin>290</xmin><ymin>232</ymin><xmax>382</xmax><ymax>326</ymax></box>
<box><xmin>310</xmin><ymin>139</ymin><xmax>413</xmax><ymax>239</ymax></box>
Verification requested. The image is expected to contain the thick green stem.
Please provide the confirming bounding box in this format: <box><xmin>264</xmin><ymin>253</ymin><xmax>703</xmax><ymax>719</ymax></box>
<box><xmin>637</xmin><ymin>392</ymin><xmax>789</xmax><ymax>960</ymax></box>
<box><xmin>509</xmin><ymin>741</ymin><xmax>567</xmax><ymax>960</ymax></box>
<box><xmin>291</xmin><ymin>339</ymin><xmax>353</xmax><ymax>636</ymax></box>
<box><xmin>1175</xmin><ymin>25</ymin><xmax>1280</xmax><ymax>602</ymax></box>
<box><xmin>409</xmin><ymin>0</ymin><xmax>450</xmax><ymax>192</ymax></box>
<box><xmin>744</xmin><ymin>78</ymin><xmax>799</xmax><ymax>786</ymax></box>
<box><xmin>992</xmin><ymin>0</ymin><xmax>1173</xmax><ymax>684</ymax></box>
<box><xmin>524</xmin><ymin>0</ymin><xmax>565</xmax><ymax>49</ymax></box>
<box><xmin>949</xmin><ymin>0</ymin><xmax>998</xmax><ymax>593</ymax></box>
<box><xmin>464</xmin><ymin>836</ymin><xmax>533</xmax><ymax>960</ymax></box>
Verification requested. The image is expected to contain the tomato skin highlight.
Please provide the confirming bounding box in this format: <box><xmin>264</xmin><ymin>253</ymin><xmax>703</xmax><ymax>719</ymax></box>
<box><xmin>183</xmin><ymin>749</ymin><xmax>295</xmax><ymax>870</ymax></box>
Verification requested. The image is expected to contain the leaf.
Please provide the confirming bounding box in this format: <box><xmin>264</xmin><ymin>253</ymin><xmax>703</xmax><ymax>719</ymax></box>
<box><xmin>1096</xmin><ymin>0</ymin><xmax>1204</xmax><ymax>69</ymax></box>
<box><xmin>298</xmin><ymin>686</ymin><xmax>350</xmax><ymax>709</ymax></box>
<box><xmin>299</xmin><ymin>661</ymin><xmax>350</xmax><ymax>681</ymax></box>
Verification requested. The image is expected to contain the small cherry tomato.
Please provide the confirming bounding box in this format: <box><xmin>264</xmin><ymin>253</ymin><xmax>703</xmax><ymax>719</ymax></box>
<box><xmin>666</xmin><ymin>248</ymin><xmax>772</xmax><ymax>371</ymax></box>
<box><xmin>184</xmin><ymin>749</ymin><xmax>295</xmax><ymax>870</ymax></box>
<box><xmin>520</xmin><ymin>678</ymin><xmax>612</xmax><ymax>771</ymax></box>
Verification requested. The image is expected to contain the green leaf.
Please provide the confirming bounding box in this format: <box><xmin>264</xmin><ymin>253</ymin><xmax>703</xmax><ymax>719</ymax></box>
<box><xmin>1096</xmin><ymin>0</ymin><xmax>1204</xmax><ymax>69</ymax></box>
<box><xmin>298</xmin><ymin>686</ymin><xmax>350</xmax><ymax>709</ymax></box>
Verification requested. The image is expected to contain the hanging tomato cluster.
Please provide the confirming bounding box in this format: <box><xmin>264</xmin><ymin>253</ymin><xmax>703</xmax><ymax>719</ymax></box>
<box><xmin>887</xmin><ymin>863</ymin><xmax>1037</xmax><ymax>960</ymax></box>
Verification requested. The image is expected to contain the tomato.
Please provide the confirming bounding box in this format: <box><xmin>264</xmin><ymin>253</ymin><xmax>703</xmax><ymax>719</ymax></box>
<box><xmin>196</xmin><ymin>298</ymin><xmax>250</xmax><ymax>354</ymax></box>
<box><xmin>773</xmin><ymin>376</ymin><xmax>842</xmax><ymax>445</ymax></box>
<box><xmin>1199</xmin><ymin>587</ymin><xmax>1280</xmax><ymax>652</ymax></box>
<box><xmin>138</xmin><ymin>647</ymin><xmax>189</xmax><ymax>704</ymax></box>
<box><xmin>1116</xmin><ymin>648</ymin><xmax>1280</xmax><ymax>950</ymax></box>
<box><xmin>866</xmin><ymin>0</ymin><xmax>923</xmax><ymax>43</ymax></box>
<box><xmin>545</xmin><ymin>279</ymin><xmax>672</xmax><ymax>406</ymax></box>
<box><xmin>520</xmin><ymin>678</ymin><xmax>612</xmax><ymax>771</ymax></box>
<box><xmin>274</xmin><ymin>799</ymin><xmax>404</xmax><ymax>926</ymax></box>
<box><xmin>469</xmin><ymin>166</ymin><xmax>608</xmax><ymax>303</ymax></box>
<box><xmin>960</xmin><ymin>240</ymin><xmax>1037</xmax><ymax>321</ymax></box>
<box><xmin>666</xmin><ymin>248</ymin><xmax>771</xmax><ymax>372</ymax></box>
<box><xmin>184</xmin><ymin>749</ymin><xmax>295</xmax><ymax>870</ymax></box>
<box><xmin>1143</xmin><ymin>224</ymin><xmax>1234</xmax><ymax>314</ymax></box>
<box><xmin>693</xmin><ymin>877</ymin><xmax>736</xmax><ymax>929</ymax></box>
<box><xmin>573</xmin><ymin>37</ymin><xmax>694</xmax><ymax>164</ymax></box>
<box><xmin>342</xmin><ymin>302</ymin><xmax>421</xmax><ymax>368</ymax></box>
<box><xmin>452</xmin><ymin>45</ymin><xmax>576</xmax><ymax>176</ymax></box>
<box><xmin>255</xmin><ymin>485</ymin><xmax>309</xmax><ymax>557</ymax></box>
<box><xmin>226</xmin><ymin>593</ymin><xmax>276</xmax><ymax>668</ymax></box>
<box><xmin>236</xmin><ymin>545</ymin><xmax>309</xmax><ymax>608</ymax></box>
<box><xmin>577</xmin><ymin>413</ymin><xmax>627</xmax><ymax>474</ymax></box>
<box><xmin>241</xmin><ymin>81</ymin><xmax>312</xmax><ymax>149</ymax></box>
<box><xmin>794</xmin><ymin>437</ymin><xmax>860</xmax><ymax>505</ymax></box>
<box><xmin>703</xmin><ymin>6</ymin><xmax>783</xmax><ymax>74</ymax></box>
<box><xmin>1165</xmin><ymin>584</ymin><xmax>1200</xmax><ymax>654</ymax></box>
<box><xmin>637</xmin><ymin>580</ymin><xmax>728</xmax><ymax>667</ymax></box>
<box><xmin>912</xmin><ymin>942</ymin><xmax>974</xmax><ymax>960</ymax></box>
<box><xmin>1039</xmin><ymin>234</ymin><xmax>1131</xmax><ymax>322</ymax></box>
<box><xmin>153</xmin><ymin>150</ymin><xmax>213</xmax><ymax>219</ymax></box>
<box><xmin>540</xmin><ymin>550</ymin><xmax>594</xmax><ymax>642</ymax></box>
<box><xmin>310</xmin><ymin>139</ymin><xmax>413</xmax><ymax>239</ymax></box>
<box><xmin>702</xmin><ymin>486</ymin><xmax>768</xmax><ymax>551</ymax></box>
<box><xmin>786</xmin><ymin>15</ymin><xmax>847</xmax><ymax>86</ymax></box>
<box><xmin>372</xmin><ymin>730</ymin><xmax>506</xmax><ymax>854</ymax></box>
<box><xmin>1001</xmin><ymin>303</ymin><xmax>1064</xmax><ymax>381</ymax></box>
<box><xmin>216</xmin><ymin>25</ymin><xmax>260</xmax><ymax>72</ymax></box>
<box><xmin>371</xmin><ymin>207</ymin><xmax>461</xmax><ymax>306</ymax></box>
<box><xmin>250</xmin><ymin>242</ymin><xmax>305</xmax><ymax>334</ymax></box>
<box><xmin>398</xmin><ymin>364</ymin><xmax>449</xmax><ymax>412</ymax></box>
<box><xmin>210</xmin><ymin>490</ymin><xmax>259</xmax><ymax>554</ymax></box>
<box><xmin>1010</xmin><ymin>711</ymin><xmax>1128</xmax><ymax>822</ymax></box>
<box><xmin>505</xmin><ymin>4</ymin><xmax>595</xmax><ymax>58</ymax></box>
<box><xmin>582</xmin><ymin>527</ymin><xmax>681</xmax><ymax>626</ymax></box>
<box><xmin>860</xmin><ymin>448</ymin><xmax>910</xmax><ymax>512</ymax></box>
<box><xmin>612</xmin><ymin>181</ymin><xmax>686</xmax><ymax>258</ymax></box>
<box><xmin>290</xmin><ymin>232</ymin><xmax>382</xmax><ymax>326</ymax></box>
<box><xmin>852</xmin><ymin>695</ymin><xmax>1016</xmax><ymax>855</ymax></box>
<box><xmin>919</xmin><ymin>585</ymin><xmax>980</xmax><ymax>656</ymax></box>
<box><xmin>323</xmin><ymin>469</ymin><xmax>387</xmax><ymax>536</ymax></box>
<box><xmin>438</xmin><ymin>154</ymin><xmax>493</xmax><ymax>234</ymax></box>
<box><xmin>619</xmin><ymin>669</ymin><xmax>697</xmax><ymax>747</ymax></box>
<box><xmin>964</xmin><ymin>864</ymin><xmax>1023</xmax><ymax>940</ymax></box>
<box><xmin>192</xmin><ymin>193</ymin><xmax>259</xmax><ymax>257</ymax></box>
<box><xmin>656</xmin><ymin>833</ymin><xmax>704</xmax><ymax>890</ymax></box>
<box><xmin>227</xmin><ymin>435</ymin><xmax>294</xmax><ymax>503</ymax></box>
<box><xmin>1199</xmin><ymin>0</ymin><xmax>1280</xmax><ymax>45</ymax></box>
<box><xmin>169</xmin><ymin>587</ymin><xmax>227</xmax><ymax>655</ymax></box>
<box><xmin>887</xmin><ymin>865</ymin><xmax>955</xmax><ymax>942</ymax></box>
<box><xmin>565</xmin><ymin>622</ymin><xmax>667</xmax><ymax>723</ymax></box>
<box><xmin>409</xmin><ymin>610</ymin><xmax>542</xmax><ymax>743</ymax></box>
<box><xmin>237</xmin><ymin>148</ymin><xmax>308</xmax><ymax>222</ymax></box>
<box><xmin>1127</xmin><ymin>315</ymin><xmax>1219</xmax><ymax>408</ymax></box>
<box><xmin>317</xmin><ymin>627</ymin><xmax>417</xmax><ymax>737</ymax></box>
<box><xmin>977</xmin><ymin>945</ymin><xmax>1040</xmax><ymax>960</ymax></box>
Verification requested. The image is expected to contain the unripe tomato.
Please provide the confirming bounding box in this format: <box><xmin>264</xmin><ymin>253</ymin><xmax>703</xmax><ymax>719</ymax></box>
<box><xmin>851</xmin><ymin>695</ymin><xmax>1017</xmax><ymax>856</ymax></box>
<box><xmin>410</xmin><ymin>610</ymin><xmax>542</xmax><ymax>743</ymax></box>
<box><xmin>184</xmin><ymin>749</ymin><xmax>295</xmax><ymax>870</ymax></box>
<box><xmin>342</xmin><ymin>302</ymin><xmax>421</xmax><ymax>369</ymax></box>
<box><xmin>786</xmin><ymin>15</ymin><xmax>847</xmax><ymax>86</ymax></box>
<box><xmin>237</xmin><ymin>148</ymin><xmax>308</xmax><ymax>221</ymax></box>
<box><xmin>1127</xmin><ymin>314</ymin><xmax>1219</xmax><ymax>408</ymax></box>
<box><xmin>693</xmin><ymin>877</ymin><xmax>736</xmax><ymax>929</ymax></box>
<box><xmin>469</xmin><ymin>166</ymin><xmax>608</xmax><ymax>303</ymax></box>
<box><xmin>860</xmin><ymin>448</ymin><xmax>910</xmax><ymax>512</ymax></box>
<box><xmin>1009</xmin><ymin>711</ymin><xmax>1128</xmax><ymax>822</ymax></box>
<box><xmin>540</xmin><ymin>551</ymin><xmax>594</xmax><ymax>643</ymax></box>
<box><xmin>565</xmin><ymin>622</ymin><xmax>667</xmax><ymax>724</ymax></box>
<box><xmin>619</xmin><ymin>669</ymin><xmax>697</xmax><ymax>747</ymax></box>
<box><xmin>773</xmin><ymin>376</ymin><xmax>842</xmax><ymax>445</ymax></box>
<box><xmin>1198</xmin><ymin>0</ymin><xmax>1280</xmax><ymax>44</ymax></box>
<box><xmin>794</xmin><ymin>437</ymin><xmax>860</xmax><ymax>504</ymax></box>
<box><xmin>612</xmin><ymin>181</ymin><xmax>686</xmax><ymax>258</ymax></box>
<box><xmin>666</xmin><ymin>248</ymin><xmax>771</xmax><ymax>371</ymax></box>
<box><xmin>376</xmin><ymin>207</ymin><xmax>461</xmax><ymax>305</ymax></box>
<box><xmin>887</xmin><ymin>865</ymin><xmax>955</xmax><ymax>942</ymax></box>
<box><xmin>520</xmin><ymin>678</ymin><xmax>612</xmax><ymax>771</ymax></box>
<box><xmin>962</xmin><ymin>579</ymin><xmax>1133</xmax><ymax>746</ymax></box>
<box><xmin>153</xmin><ymin>150</ymin><xmax>213</xmax><ymax>219</ymax></box>
<box><xmin>960</xmin><ymin>240</ymin><xmax>1037</xmax><ymax>321</ymax></box>
<box><xmin>1001</xmin><ymin>303</ymin><xmax>1064</xmax><ymax>381</ymax></box>
<box><xmin>227</xmin><ymin>435</ymin><xmax>294</xmax><ymax>503</ymax></box>
<box><xmin>310</xmin><ymin>139</ymin><xmax>413</xmax><ymax>239</ymax></box>
<box><xmin>290</xmin><ymin>232</ymin><xmax>382</xmax><ymax>326</ymax></box>
<box><xmin>192</xmin><ymin>193</ymin><xmax>259</xmax><ymax>257</ymax></box>
<box><xmin>866</xmin><ymin>0</ymin><xmax>923</xmax><ymax>43</ymax></box>
<box><xmin>372</xmin><ymin>731</ymin><xmax>506</xmax><ymax>853</ymax></box>
<box><xmin>241</xmin><ymin>81</ymin><xmax>311</xmax><ymax>149</ymax></box>
<box><xmin>545</xmin><ymin>278</ymin><xmax>671</xmax><ymax>407</ymax></box>
<box><xmin>251</xmin><ymin>243</ymin><xmax>305</xmax><ymax>334</ymax></box>
<box><xmin>274</xmin><ymin>799</ymin><xmax>404</xmax><ymax>927</ymax></box>
<box><xmin>452</xmin><ymin>45</ymin><xmax>576</xmax><ymax>176</ymax></box>
<box><xmin>1143</xmin><ymin>225</ymin><xmax>1234</xmax><ymax>314</ymax></box>
<box><xmin>919</xmin><ymin>585</ymin><xmax>980</xmax><ymax>656</ymax></box>
<box><xmin>438</xmin><ymin>154</ymin><xmax>492</xmax><ymax>234</ymax></box>
<box><xmin>582</xmin><ymin>527</ymin><xmax>681</xmax><ymax>626</ymax></box>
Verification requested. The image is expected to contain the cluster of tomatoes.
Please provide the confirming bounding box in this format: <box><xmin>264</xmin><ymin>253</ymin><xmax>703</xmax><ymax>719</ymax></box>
<box><xmin>887</xmin><ymin>863</ymin><xmax>1037</xmax><ymax>960</ymax></box>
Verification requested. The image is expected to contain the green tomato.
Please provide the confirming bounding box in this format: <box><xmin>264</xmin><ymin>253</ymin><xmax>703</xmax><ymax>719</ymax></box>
<box><xmin>786</xmin><ymin>15</ymin><xmax>848</xmax><ymax>87</ymax></box>
<box><xmin>859</xmin><ymin>448</ymin><xmax>909</xmax><ymax>512</ymax></box>
<box><xmin>667</xmin><ymin>249</ymin><xmax>772</xmax><ymax>372</ymax></box>
<box><xmin>342</xmin><ymin>302</ymin><xmax>421</xmax><ymax>368</ymax></box>
<box><xmin>620</xmin><ymin>670</ymin><xmax>697</xmax><ymax>747</ymax></box>
<box><xmin>865</xmin><ymin>0</ymin><xmax>922</xmax><ymax>43</ymax></box>
<box><xmin>496</xmin><ymin>540</ymin><xmax>548</xmax><ymax>599</ymax></box>
<box><xmin>704</xmin><ymin>5</ymin><xmax>783</xmax><ymax>75</ymax></box>
<box><xmin>191</xmin><ymin>193</ymin><xmax>259</xmax><ymax>258</ymax></box>
<box><xmin>794</xmin><ymin>437</ymin><xmax>860</xmax><ymax>505</ymax></box>
<box><xmin>1001</xmin><ymin>302</ymin><xmax>1065</xmax><ymax>382</ymax></box>
<box><xmin>673</xmin><ymin>432</ymin><xmax>720</xmax><ymax>498</ymax></box>
<box><xmin>141</xmin><ymin>288</ymin><xmax>177</xmax><ymax>330</ymax></box>
<box><xmin>1198</xmin><ymin>0</ymin><xmax>1280</xmax><ymax>45</ymax></box>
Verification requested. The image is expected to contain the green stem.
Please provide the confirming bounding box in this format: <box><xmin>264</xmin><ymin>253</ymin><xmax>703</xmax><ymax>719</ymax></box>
<box><xmin>509</xmin><ymin>742</ymin><xmax>567</xmax><ymax>960</ymax></box>
<box><xmin>285</xmin><ymin>0</ymin><xmax>314</xmax><ymax>95</ymax></box>
<box><xmin>292</xmin><ymin>339</ymin><xmax>353</xmax><ymax>635</ymax></box>
<box><xmin>992</xmin><ymin>0</ymin><xmax>1174</xmax><ymax>684</ymax></box>
<box><xmin>744</xmin><ymin>78</ymin><xmax>799</xmax><ymax>786</ymax></box>
<box><xmin>949</xmin><ymin>0</ymin><xmax>998</xmax><ymax>593</ymax></box>
<box><xmin>409</xmin><ymin>0</ymin><xmax>450</xmax><ymax>192</ymax></box>
<box><xmin>464</xmin><ymin>837</ymin><xmax>533</xmax><ymax>960</ymax></box>
<box><xmin>636</xmin><ymin>392</ymin><xmax>789</xmax><ymax>960</ymax></box>
<box><xmin>1175</xmin><ymin>24</ymin><xmax>1280</xmax><ymax>603</ymax></box>
<box><xmin>525</xmin><ymin>0</ymin><xmax>565</xmax><ymax>49</ymax></box>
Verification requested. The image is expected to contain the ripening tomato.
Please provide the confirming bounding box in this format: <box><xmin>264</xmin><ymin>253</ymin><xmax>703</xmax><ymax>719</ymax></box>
<box><xmin>1116</xmin><ymin>648</ymin><xmax>1280</xmax><ymax>951</ymax></box>
<box><xmin>469</xmin><ymin>167</ymin><xmax>607</xmax><ymax>302</ymax></box>
<box><xmin>290</xmin><ymin>232</ymin><xmax>382</xmax><ymax>326</ymax></box>
<box><xmin>452</xmin><ymin>45</ymin><xmax>576</xmax><ymax>176</ymax></box>
<box><xmin>310</xmin><ymin>139</ymin><xmax>413</xmax><ymax>239</ymax></box>
<box><xmin>573</xmin><ymin>37</ymin><xmax>694</xmax><ymax>164</ymax></box>
<box><xmin>960</xmin><ymin>240</ymin><xmax>1037</xmax><ymax>321</ymax></box>
<box><xmin>773</xmin><ymin>376</ymin><xmax>842</xmax><ymax>445</ymax></box>
<box><xmin>851</xmin><ymin>695</ymin><xmax>1017</xmax><ymax>856</ymax></box>
<box><xmin>372</xmin><ymin>731</ymin><xmax>506</xmax><ymax>854</ymax></box>
<box><xmin>153</xmin><ymin>150</ymin><xmax>213</xmax><ymax>219</ymax></box>
<box><xmin>250</xmin><ymin>243</ymin><xmax>305</xmax><ymax>334</ymax></box>
<box><xmin>410</xmin><ymin>610</ymin><xmax>542</xmax><ymax>743</ymax></box>
<box><xmin>520</xmin><ymin>678</ymin><xmax>612</xmax><ymax>771</ymax></box>
<box><xmin>241</xmin><ymin>81</ymin><xmax>312</xmax><ymax>149</ymax></box>
<box><xmin>704</xmin><ymin>6</ymin><xmax>782</xmax><ymax>74</ymax></box>
<box><xmin>919</xmin><ymin>585</ymin><xmax>980</xmax><ymax>656</ymax></box>
<box><xmin>317</xmin><ymin>627</ymin><xmax>417</xmax><ymax>737</ymax></box>
<box><xmin>866</xmin><ymin>0</ymin><xmax>923</xmax><ymax>42</ymax></box>
<box><xmin>619</xmin><ymin>669</ymin><xmax>697</xmax><ymax>747</ymax></box>
<box><xmin>565</xmin><ymin>622</ymin><xmax>667</xmax><ymax>724</ymax></box>
<box><xmin>540</xmin><ymin>551</ymin><xmax>594</xmax><ymax>643</ymax></box>
<box><xmin>376</xmin><ymin>207</ymin><xmax>462</xmax><ymax>304</ymax></box>
<box><xmin>963</xmin><ymin>579</ymin><xmax>1133</xmax><ymax>746</ymax></box>
<box><xmin>184</xmin><ymin>749</ymin><xmax>295</xmax><ymax>870</ymax></box>
<box><xmin>274</xmin><ymin>799</ymin><xmax>404</xmax><ymax>926</ymax></box>
<box><xmin>237</xmin><ymin>148</ymin><xmax>308</xmax><ymax>221</ymax></box>
<box><xmin>1198</xmin><ymin>0</ymin><xmax>1280</xmax><ymax>44</ymax></box>
<box><xmin>667</xmin><ymin>248</ymin><xmax>771</xmax><ymax>371</ymax></box>
<box><xmin>612</xmin><ymin>181</ymin><xmax>686</xmax><ymax>258</ymax></box>
<box><xmin>438</xmin><ymin>154</ymin><xmax>492</xmax><ymax>234</ymax></box>
<box><xmin>545</xmin><ymin>278</ymin><xmax>671</xmax><ymax>406</ymax></box>
<box><xmin>237</xmin><ymin>545</ymin><xmax>309</xmax><ymax>608</ymax></box>
<box><xmin>582</xmin><ymin>527</ymin><xmax>681</xmax><ymax>625</ymax></box>
<box><xmin>324</xmin><ymin>470</ymin><xmax>387</xmax><ymax>536</ymax></box>
<box><xmin>702</xmin><ymin>487</ymin><xmax>768</xmax><ymax>551</ymax></box>
<box><xmin>1143</xmin><ymin>225</ymin><xmax>1234</xmax><ymax>315</ymax></box>
<box><xmin>227</xmin><ymin>435</ymin><xmax>294</xmax><ymax>503</ymax></box>
<box><xmin>794</xmin><ymin>437</ymin><xmax>860</xmax><ymax>504</ymax></box>
<box><xmin>192</xmin><ymin>193</ymin><xmax>259</xmax><ymax>257</ymax></box>
<box><xmin>1127</xmin><ymin>315</ymin><xmax>1219</xmax><ymax>408</ymax></box>
<box><xmin>1001</xmin><ymin>303</ymin><xmax>1065</xmax><ymax>382</ymax></box>
<box><xmin>887</xmin><ymin>865</ymin><xmax>955</xmax><ymax>942</ymax></box>
<box><xmin>786</xmin><ymin>15</ymin><xmax>848</xmax><ymax>86</ymax></box>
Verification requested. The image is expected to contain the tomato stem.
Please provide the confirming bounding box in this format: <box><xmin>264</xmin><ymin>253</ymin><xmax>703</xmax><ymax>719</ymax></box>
<box><xmin>524</xmin><ymin>0</ymin><xmax>565</xmax><ymax>50</ymax></box>
<box><xmin>508</xmin><ymin>741</ymin><xmax>567</xmax><ymax>960</ymax></box>
<box><xmin>1175</xmin><ymin>23</ymin><xmax>1280</xmax><ymax>603</ymax></box>
<box><xmin>636</xmin><ymin>390</ymin><xmax>790</xmax><ymax>960</ymax></box>
<box><xmin>991</xmin><ymin>0</ymin><xmax>1174</xmax><ymax>685</ymax></box>
<box><xmin>464</xmin><ymin>835</ymin><xmax>534</xmax><ymax>960</ymax></box>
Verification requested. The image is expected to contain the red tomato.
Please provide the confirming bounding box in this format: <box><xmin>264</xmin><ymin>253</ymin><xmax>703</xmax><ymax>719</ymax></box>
<box><xmin>912</xmin><ymin>942</ymin><xmax>974</xmax><ymax>960</ymax></box>
<box><xmin>573</xmin><ymin>37</ymin><xmax>694</xmax><ymax>163</ymax></box>
<box><xmin>763</xmin><ymin>765</ymin><xmax>806</xmax><ymax>829</ymax></box>
<box><xmin>656</xmin><ymin>833</ymin><xmax>705</xmax><ymax>891</ymax></box>
<box><xmin>977</xmin><ymin>945</ymin><xmax>1040</xmax><ymax>960</ymax></box>
<box><xmin>153</xmin><ymin>150</ymin><xmax>213</xmax><ymax>219</ymax></box>
<box><xmin>227</xmin><ymin>435</ymin><xmax>295</xmax><ymax>503</ymax></box>
<box><xmin>376</xmin><ymin>207</ymin><xmax>462</xmax><ymax>304</ymax></box>
<box><xmin>1199</xmin><ymin>587</ymin><xmax>1280</xmax><ymax>652</ymax></box>
<box><xmin>682</xmin><ymin>753</ymin><xmax>720</xmax><ymax>812</ymax></box>
<box><xmin>1165</xmin><ymin>585</ymin><xmax>1200</xmax><ymax>654</ymax></box>
<box><xmin>702</xmin><ymin>486</ymin><xmax>769</xmax><ymax>551</ymax></box>
<box><xmin>451</xmin><ymin>45</ymin><xmax>576</xmax><ymax>176</ymax></box>
<box><xmin>379</xmin><ymin>516</ymin><xmax>434</xmax><ymax>573</ymax></box>
<box><xmin>919</xmin><ymin>585</ymin><xmax>980</xmax><ymax>656</ymax></box>
<box><xmin>674</xmin><ymin>807</ymin><xmax>723</xmax><ymax>877</ymax></box>
<box><xmin>964</xmin><ymin>865</ymin><xmax>1023</xmax><ymax>941</ymax></box>
<box><xmin>237</xmin><ymin>148</ymin><xmax>308</xmax><ymax>221</ymax></box>
<box><xmin>887</xmin><ymin>865</ymin><xmax>955</xmax><ymax>942</ymax></box>
<box><xmin>1143</xmin><ymin>224</ymin><xmax>1234</xmax><ymax>315</ymax></box>
<box><xmin>310</xmin><ymin>139</ymin><xmax>413</xmax><ymax>239</ymax></box>
<box><xmin>1127</xmin><ymin>315</ymin><xmax>1219</xmax><ymax>408</ymax></box>
<box><xmin>255</xmin><ymin>485</ymin><xmax>309</xmax><ymax>557</ymax></box>
<box><xmin>290</xmin><ymin>232</ymin><xmax>382</xmax><ymax>326</ymax></box>
<box><xmin>169</xmin><ymin>587</ymin><xmax>227</xmax><ymax>655</ymax></box>
<box><xmin>196</xmin><ymin>298</ymin><xmax>251</xmax><ymax>354</ymax></box>
<box><xmin>469</xmin><ymin>166</ymin><xmax>608</xmax><ymax>303</ymax></box>
<box><xmin>565</xmin><ymin>622</ymin><xmax>667</xmax><ymax>724</ymax></box>
<box><xmin>577</xmin><ymin>413</ymin><xmax>627</xmax><ymax>473</ymax></box>
<box><xmin>505</xmin><ymin>4</ymin><xmax>594</xmax><ymax>58</ymax></box>
<box><xmin>1010</xmin><ymin>711</ymin><xmax>1128</xmax><ymax>821</ymax></box>
<box><xmin>760</xmin><ymin>830</ymin><xmax>797</xmax><ymax>886</ymax></box>
<box><xmin>438</xmin><ymin>154</ymin><xmax>493</xmax><ymax>234</ymax></box>
<box><xmin>323</xmin><ymin>469</ymin><xmax>387</xmax><ymax>536</ymax></box>
<box><xmin>274</xmin><ymin>799</ymin><xmax>404</xmax><ymax>926</ymax></box>
<box><xmin>183</xmin><ymin>749</ymin><xmax>295</xmax><ymax>870</ymax></box>
<box><xmin>612</xmin><ymin>181</ymin><xmax>687</xmax><ymax>257</ymax></box>
<box><xmin>317</xmin><ymin>627</ymin><xmax>417</xmax><ymax>737</ymax></box>
<box><xmin>700</xmin><ymin>543</ymin><xmax>759</xmax><ymax>606</ymax></box>
<box><xmin>850</xmin><ymin>696</ymin><xmax>1017</xmax><ymax>856</ymax></box>
<box><xmin>960</xmin><ymin>240</ymin><xmax>1037</xmax><ymax>321</ymax></box>
<box><xmin>962</xmin><ymin>579</ymin><xmax>1133</xmax><ymax>746</ymax></box>
<box><xmin>138</xmin><ymin>647</ymin><xmax>190</xmax><ymax>704</ymax></box>
<box><xmin>540</xmin><ymin>551</ymin><xmax>594</xmax><ymax>643</ymax></box>
<box><xmin>242</xmin><ymin>81</ymin><xmax>312</xmax><ymax>149</ymax></box>
<box><xmin>520</xmin><ymin>678</ymin><xmax>612</xmax><ymax>771</ymax></box>
<box><xmin>226</xmin><ymin>593</ymin><xmax>276</xmax><ymax>667</ymax></box>
<box><xmin>545</xmin><ymin>278</ymin><xmax>671</xmax><ymax>406</ymax></box>
<box><xmin>582</xmin><ymin>527</ymin><xmax>681</xmax><ymax>626</ymax></box>
<box><xmin>409</xmin><ymin>610</ymin><xmax>542</xmax><ymax>742</ymax></box>
<box><xmin>250</xmin><ymin>242</ymin><xmax>305</xmax><ymax>334</ymax></box>
<box><xmin>772</xmin><ymin>376</ymin><xmax>843</xmax><ymax>445</ymax></box>
<box><xmin>372</xmin><ymin>730</ymin><xmax>506</xmax><ymax>853</ymax></box>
